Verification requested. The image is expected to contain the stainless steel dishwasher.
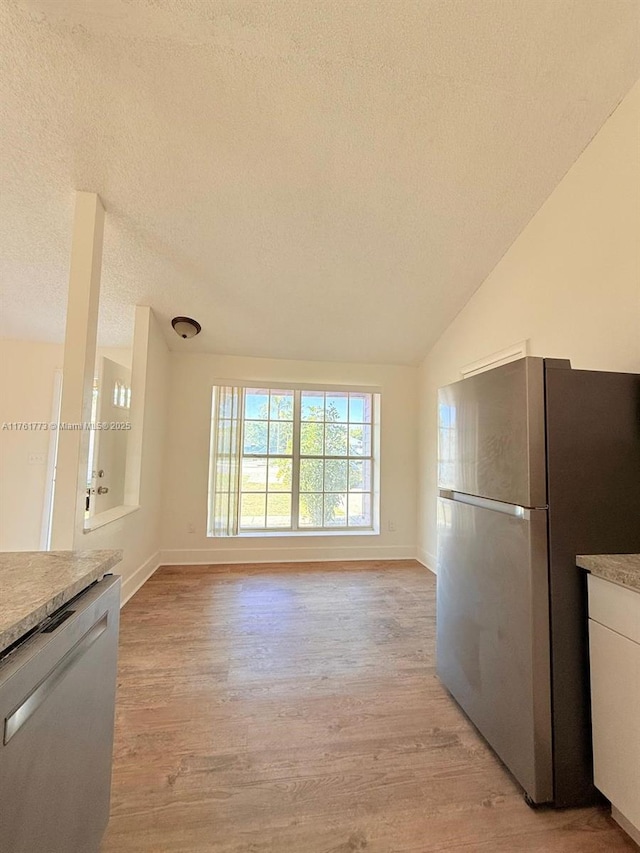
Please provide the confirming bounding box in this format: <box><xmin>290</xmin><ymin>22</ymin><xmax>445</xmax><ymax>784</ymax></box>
<box><xmin>0</xmin><ymin>574</ymin><xmax>121</xmax><ymax>853</ymax></box>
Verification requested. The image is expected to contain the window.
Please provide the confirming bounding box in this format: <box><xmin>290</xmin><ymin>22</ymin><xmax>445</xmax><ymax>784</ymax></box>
<box><xmin>208</xmin><ymin>385</ymin><xmax>379</xmax><ymax>536</ymax></box>
<box><xmin>112</xmin><ymin>380</ymin><xmax>131</xmax><ymax>409</ymax></box>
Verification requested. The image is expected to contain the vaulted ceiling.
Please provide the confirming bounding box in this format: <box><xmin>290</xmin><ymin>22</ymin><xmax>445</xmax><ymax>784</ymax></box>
<box><xmin>1</xmin><ymin>0</ymin><xmax>638</xmax><ymax>363</ymax></box>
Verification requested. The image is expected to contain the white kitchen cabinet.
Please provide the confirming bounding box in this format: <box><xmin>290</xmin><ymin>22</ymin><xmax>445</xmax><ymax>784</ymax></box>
<box><xmin>588</xmin><ymin>574</ymin><xmax>640</xmax><ymax>845</ymax></box>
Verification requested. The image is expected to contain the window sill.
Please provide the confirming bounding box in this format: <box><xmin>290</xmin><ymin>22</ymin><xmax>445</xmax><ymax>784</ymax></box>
<box><xmin>208</xmin><ymin>528</ymin><xmax>380</xmax><ymax>539</ymax></box>
<box><xmin>83</xmin><ymin>504</ymin><xmax>140</xmax><ymax>532</ymax></box>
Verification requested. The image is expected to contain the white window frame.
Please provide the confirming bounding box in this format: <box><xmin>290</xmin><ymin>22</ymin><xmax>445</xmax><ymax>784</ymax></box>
<box><xmin>207</xmin><ymin>382</ymin><xmax>381</xmax><ymax>537</ymax></box>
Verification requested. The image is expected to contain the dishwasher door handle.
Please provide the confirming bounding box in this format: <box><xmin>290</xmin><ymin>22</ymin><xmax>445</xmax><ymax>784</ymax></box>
<box><xmin>4</xmin><ymin>613</ymin><xmax>108</xmax><ymax>745</ymax></box>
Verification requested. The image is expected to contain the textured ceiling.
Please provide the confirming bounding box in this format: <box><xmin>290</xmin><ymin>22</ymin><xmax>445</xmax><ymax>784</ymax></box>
<box><xmin>1</xmin><ymin>0</ymin><xmax>638</xmax><ymax>363</ymax></box>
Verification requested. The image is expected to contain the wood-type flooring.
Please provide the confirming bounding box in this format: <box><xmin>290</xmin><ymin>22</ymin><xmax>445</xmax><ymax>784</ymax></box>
<box><xmin>101</xmin><ymin>561</ymin><xmax>635</xmax><ymax>852</ymax></box>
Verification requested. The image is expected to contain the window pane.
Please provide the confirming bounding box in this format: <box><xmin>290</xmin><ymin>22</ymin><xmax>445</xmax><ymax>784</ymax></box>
<box><xmin>348</xmin><ymin>424</ymin><xmax>371</xmax><ymax>457</ymax></box>
<box><xmin>269</xmin><ymin>390</ymin><xmax>293</xmax><ymax>420</ymax></box>
<box><xmin>349</xmin><ymin>393</ymin><xmax>372</xmax><ymax>424</ymax></box>
<box><xmin>324</xmin><ymin>459</ymin><xmax>347</xmax><ymax>492</ymax></box>
<box><xmin>324</xmin><ymin>493</ymin><xmax>347</xmax><ymax>527</ymax></box>
<box><xmin>326</xmin><ymin>393</ymin><xmax>348</xmax><ymax>423</ymax></box>
<box><xmin>240</xmin><ymin>493</ymin><xmax>266</xmax><ymax>528</ymax></box>
<box><xmin>268</xmin><ymin>459</ymin><xmax>292</xmax><ymax>491</ymax></box>
<box><xmin>268</xmin><ymin>421</ymin><xmax>293</xmax><ymax>454</ymax></box>
<box><xmin>266</xmin><ymin>493</ymin><xmax>292</xmax><ymax>528</ymax></box>
<box><xmin>300</xmin><ymin>458</ymin><xmax>323</xmax><ymax>492</ymax></box>
<box><xmin>298</xmin><ymin>493</ymin><xmax>323</xmax><ymax>527</ymax></box>
<box><xmin>325</xmin><ymin>423</ymin><xmax>348</xmax><ymax>456</ymax></box>
<box><xmin>243</xmin><ymin>421</ymin><xmax>268</xmax><ymax>454</ymax></box>
<box><xmin>241</xmin><ymin>458</ymin><xmax>267</xmax><ymax>491</ymax></box>
<box><xmin>348</xmin><ymin>493</ymin><xmax>371</xmax><ymax>527</ymax></box>
<box><xmin>245</xmin><ymin>389</ymin><xmax>269</xmax><ymax>419</ymax></box>
<box><xmin>301</xmin><ymin>391</ymin><xmax>324</xmax><ymax>421</ymax></box>
<box><xmin>300</xmin><ymin>422</ymin><xmax>324</xmax><ymax>455</ymax></box>
<box><xmin>348</xmin><ymin>459</ymin><xmax>371</xmax><ymax>491</ymax></box>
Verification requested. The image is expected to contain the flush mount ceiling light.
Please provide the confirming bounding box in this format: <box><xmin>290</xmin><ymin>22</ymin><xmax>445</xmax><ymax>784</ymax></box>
<box><xmin>171</xmin><ymin>316</ymin><xmax>202</xmax><ymax>339</ymax></box>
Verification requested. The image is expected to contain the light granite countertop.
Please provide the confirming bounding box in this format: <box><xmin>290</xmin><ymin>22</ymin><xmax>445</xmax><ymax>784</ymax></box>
<box><xmin>0</xmin><ymin>550</ymin><xmax>122</xmax><ymax>654</ymax></box>
<box><xmin>577</xmin><ymin>554</ymin><xmax>640</xmax><ymax>594</ymax></box>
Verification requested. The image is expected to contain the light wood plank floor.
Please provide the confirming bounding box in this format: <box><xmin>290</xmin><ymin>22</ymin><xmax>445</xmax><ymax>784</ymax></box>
<box><xmin>101</xmin><ymin>561</ymin><xmax>636</xmax><ymax>852</ymax></box>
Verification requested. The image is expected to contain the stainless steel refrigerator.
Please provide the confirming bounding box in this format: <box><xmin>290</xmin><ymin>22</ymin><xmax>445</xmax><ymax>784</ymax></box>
<box><xmin>436</xmin><ymin>357</ymin><xmax>640</xmax><ymax>807</ymax></box>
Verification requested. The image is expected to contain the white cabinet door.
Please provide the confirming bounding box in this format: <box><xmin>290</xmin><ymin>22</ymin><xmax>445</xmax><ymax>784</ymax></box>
<box><xmin>589</xmin><ymin>618</ymin><xmax>640</xmax><ymax>829</ymax></box>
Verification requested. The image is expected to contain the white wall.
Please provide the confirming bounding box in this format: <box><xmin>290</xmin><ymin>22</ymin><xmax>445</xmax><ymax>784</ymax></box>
<box><xmin>418</xmin><ymin>80</ymin><xmax>640</xmax><ymax>571</ymax></box>
<box><xmin>161</xmin><ymin>353</ymin><xmax>418</xmax><ymax>563</ymax></box>
<box><xmin>0</xmin><ymin>340</ymin><xmax>63</xmax><ymax>550</ymax></box>
<box><xmin>76</xmin><ymin>308</ymin><xmax>169</xmax><ymax>601</ymax></box>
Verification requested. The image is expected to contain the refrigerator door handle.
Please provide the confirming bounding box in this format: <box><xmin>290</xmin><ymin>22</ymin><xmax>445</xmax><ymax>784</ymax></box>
<box><xmin>439</xmin><ymin>489</ymin><xmax>534</xmax><ymax>520</ymax></box>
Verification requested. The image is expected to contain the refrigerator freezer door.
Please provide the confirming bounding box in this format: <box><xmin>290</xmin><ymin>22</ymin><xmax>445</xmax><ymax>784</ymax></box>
<box><xmin>437</xmin><ymin>357</ymin><xmax>546</xmax><ymax>508</ymax></box>
<box><xmin>436</xmin><ymin>495</ymin><xmax>553</xmax><ymax>803</ymax></box>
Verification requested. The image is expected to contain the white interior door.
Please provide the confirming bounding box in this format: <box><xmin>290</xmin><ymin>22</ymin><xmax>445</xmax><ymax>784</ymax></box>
<box><xmin>92</xmin><ymin>357</ymin><xmax>131</xmax><ymax>514</ymax></box>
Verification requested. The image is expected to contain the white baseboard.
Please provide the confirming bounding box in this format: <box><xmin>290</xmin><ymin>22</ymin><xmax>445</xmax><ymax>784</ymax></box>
<box><xmin>417</xmin><ymin>547</ymin><xmax>437</xmax><ymax>575</ymax></box>
<box><xmin>611</xmin><ymin>807</ymin><xmax>640</xmax><ymax>847</ymax></box>
<box><xmin>158</xmin><ymin>544</ymin><xmax>415</xmax><ymax>566</ymax></box>
<box><xmin>120</xmin><ymin>546</ymin><xmax>423</xmax><ymax>600</ymax></box>
<box><xmin>120</xmin><ymin>551</ymin><xmax>161</xmax><ymax>605</ymax></box>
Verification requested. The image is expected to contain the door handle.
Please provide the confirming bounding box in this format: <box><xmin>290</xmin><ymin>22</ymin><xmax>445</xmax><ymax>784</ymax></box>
<box><xmin>97</xmin><ymin>486</ymin><xmax>109</xmax><ymax>495</ymax></box>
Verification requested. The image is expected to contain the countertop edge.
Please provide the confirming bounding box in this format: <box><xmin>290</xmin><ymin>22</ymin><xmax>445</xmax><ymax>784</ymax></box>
<box><xmin>0</xmin><ymin>550</ymin><xmax>123</xmax><ymax>654</ymax></box>
<box><xmin>577</xmin><ymin>554</ymin><xmax>640</xmax><ymax>594</ymax></box>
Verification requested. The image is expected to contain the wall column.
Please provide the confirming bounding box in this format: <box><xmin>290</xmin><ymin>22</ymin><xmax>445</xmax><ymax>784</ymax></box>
<box><xmin>50</xmin><ymin>192</ymin><xmax>104</xmax><ymax>549</ymax></box>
